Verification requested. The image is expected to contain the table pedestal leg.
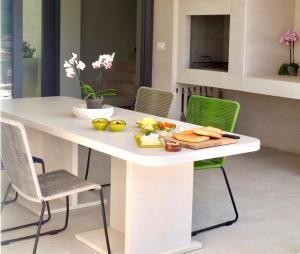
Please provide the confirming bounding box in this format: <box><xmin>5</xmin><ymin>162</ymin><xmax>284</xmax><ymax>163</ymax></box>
<box><xmin>76</xmin><ymin>157</ymin><xmax>202</xmax><ymax>254</ymax></box>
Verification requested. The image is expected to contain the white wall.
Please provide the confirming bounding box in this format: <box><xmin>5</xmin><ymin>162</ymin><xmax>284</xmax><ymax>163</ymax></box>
<box><xmin>295</xmin><ymin>0</ymin><xmax>300</xmax><ymax>64</ymax></box>
<box><xmin>152</xmin><ymin>0</ymin><xmax>300</xmax><ymax>154</ymax></box>
<box><xmin>244</xmin><ymin>0</ymin><xmax>295</xmax><ymax>76</ymax></box>
<box><xmin>222</xmin><ymin>89</ymin><xmax>300</xmax><ymax>154</ymax></box>
<box><xmin>80</xmin><ymin>0</ymin><xmax>137</xmax><ymax>83</ymax></box>
<box><xmin>60</xmin><ymin>0</ymin><xmax>82</xmax><ymax>98</ymax></box>
<box><xmin>152</xmin><ymin>0</ymin><xmax>177</xmax><ymax>93</ymax></box>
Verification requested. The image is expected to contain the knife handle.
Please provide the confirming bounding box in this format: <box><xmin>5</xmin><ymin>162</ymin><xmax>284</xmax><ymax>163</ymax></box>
<box><xmin>223</xmin><ymin>133</ymin><xmax>241</xmax><ymax>140</ymax></box>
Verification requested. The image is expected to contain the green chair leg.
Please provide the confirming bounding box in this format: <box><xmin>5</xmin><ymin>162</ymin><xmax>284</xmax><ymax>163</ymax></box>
<box><xmin>192</xmin><ymin>167</ymin><xmax>238</xmax><ymax>236</ymax></box>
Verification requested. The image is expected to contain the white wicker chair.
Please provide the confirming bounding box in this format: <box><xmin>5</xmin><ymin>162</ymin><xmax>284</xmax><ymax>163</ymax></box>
<box><xmin>0</xmin><ymin>118</ymin><xmax>111</xmax><ymax>254</ymax></box>
<box><xmin>134</xmin><ymin>87</ymin><xmax>174</xmax><ymax>117</ymax></box>
<box><xmin>84</xmin><ymin>87</ymin><xmax>175</xmax><ymax>180</ymax></box>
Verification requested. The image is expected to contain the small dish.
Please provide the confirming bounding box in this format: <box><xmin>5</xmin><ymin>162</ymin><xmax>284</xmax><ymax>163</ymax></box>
<box><xmin>92</xmin><ymin>118</ymin><xmax>110</xmax><ymax>131</ymax></box>
<box><xmin>109</xmin><ymin>120</ymin><xmax>127</xmax><ymax>132</ymax></box>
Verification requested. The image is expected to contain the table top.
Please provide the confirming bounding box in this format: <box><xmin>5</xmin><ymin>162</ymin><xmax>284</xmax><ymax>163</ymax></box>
<box><xmin>1</xmin><ymin>96</ymin><xmax>260</xmax><ymax>167</ymax></box>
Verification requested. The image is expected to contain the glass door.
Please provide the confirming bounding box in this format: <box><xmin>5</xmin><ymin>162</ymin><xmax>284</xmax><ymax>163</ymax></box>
<box><xmin>0</xmin><ymin>0</ymin><xmax>13</xmax><ymax>99</ymax></box>
<box><xmin>1</xmin><ymin>0</ymin><xmax>60</xmax><ymax>99</ymax></box>
<box><xmin>22</xmin><ymin>0</ymin><xmax>42</xmax><ymax>97</ymax></box>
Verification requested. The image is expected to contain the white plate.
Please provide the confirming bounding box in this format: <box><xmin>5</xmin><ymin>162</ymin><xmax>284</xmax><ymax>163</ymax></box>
<box><xmin>73</xmin><ymin>104</ymin><xmax>114</xmax><ymax>120</ymax></box>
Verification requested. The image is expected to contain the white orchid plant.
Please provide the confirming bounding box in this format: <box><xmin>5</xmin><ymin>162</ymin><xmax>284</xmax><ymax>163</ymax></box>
<box><xmin>64</xmin><ymin>52</ymin><xmax>117</xmax><ymax>99</ymax></box>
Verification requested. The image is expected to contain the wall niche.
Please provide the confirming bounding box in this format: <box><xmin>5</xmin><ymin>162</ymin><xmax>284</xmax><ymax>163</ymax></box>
<box><xmin>190</xmin><ymin>15</ymin><xmax>230</xmax><ymax>72</ymax></box>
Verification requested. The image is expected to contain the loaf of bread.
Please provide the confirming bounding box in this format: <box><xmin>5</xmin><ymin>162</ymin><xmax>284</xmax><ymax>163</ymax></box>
<box><xmin>172</xmin><ymin>133</ymin><xmax>210</xmax><ymax>143</ymax></box>
<box><xmin>192</xmin><ymin>126</ymin><xmax>222</xmax><ymax>139</ymax></box>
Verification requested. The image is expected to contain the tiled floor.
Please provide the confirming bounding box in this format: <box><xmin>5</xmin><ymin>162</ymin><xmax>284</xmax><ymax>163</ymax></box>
<box><xmin>1</xmin><ymin>147</ymin><xmax>300</xmax><ymax>254</ymax></box>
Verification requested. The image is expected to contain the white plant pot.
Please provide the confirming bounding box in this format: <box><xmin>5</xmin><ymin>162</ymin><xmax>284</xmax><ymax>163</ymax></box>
<box><xmin>73</xmin><ymin>104</ymin><xmax>114</xmax><ymax>120</ymax></box>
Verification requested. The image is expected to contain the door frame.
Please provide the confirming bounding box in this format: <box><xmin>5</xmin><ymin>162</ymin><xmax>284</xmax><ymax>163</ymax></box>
<box><xmin>41</xmin><ymin>0</ymin><xmax>61</xmax><ymax>96</ymax></box>
<box><xmin>12</xmin><ymin>0</ymin><xmax>152</xmax><ymax>97</ymax></box>
<box><xmin>12</xmin><ymin>0</ymin><xmax>23</xmax><ymax>98</ymax></box>
<box><xmin>139</xmin><ymin>0</ymin><xmax>154</xmax><ymax>87</ymax></box>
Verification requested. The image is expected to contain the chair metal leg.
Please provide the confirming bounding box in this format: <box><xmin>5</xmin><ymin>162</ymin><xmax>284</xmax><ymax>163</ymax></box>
<box><xmin>85</xmin><ymin>148</ymin><xmax>92</xmax><ymax>180</ymax></box>
<box><xmin>5</xmin><ymin>191</ymin><xmax>19</xmax><ymax>205</ymax></box>
<box><xmin>99</xmin><ymin>188</ymin><xmax>111</xmax><ymax>254</ymax></box>
<box><xmin>1</xmin><ymin>183</ymin><xmax>12</xmax><ymax>212</ymax></box>
<box><xmin>1</xmin><ymin>201</ymin><xmax>51</xmax><ymax>233</ymax></box>
<box><xmin>1</xmin><ymin>157</ymin><xmax>45</xmax><ymax>209</ymax></box>
<box><xmin>85</xmin><ymin>148</ymin><xmax>111</xmax><ymax>188</ymax></box>
<box><xmin>32</xmin><ymin>201</ymin><xmax>46</xmax><ymax>254</ymax></box>
<box><xmin>41</xmin><ymin>160</ymin><xmax>46</xmax><ymax>174</ymax></box>
<box><xmin>192</xmin><ymin>167</ymin><xmax>239</xmax><ymax>236</ymax></box>
<box><xmin>1</xmin><ymin>196</ymin><xmax>69</xmax><ymax>246</ymax></box>
<box><xmin>1</xmin><ymin>191</ymin><xmax>18</xmax><ymax>207</ymax></box>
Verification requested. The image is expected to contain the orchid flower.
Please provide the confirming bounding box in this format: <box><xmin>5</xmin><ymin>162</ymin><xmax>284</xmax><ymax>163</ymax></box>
<box><xmin>63</xmin><ymin>51</ymin><xmax>117</xmax><ymax>99</ymax></box>
<box><xmin>280</xmin><ymin>29</ymin><xmax>299</xmax><ymax>64</ymax></box>
<box><xmin>65</xmin><ymin>67</ymin><xmax>75</xmax><ymax>78</ymax></box>
<box><xmin>92</xmin><ymin>52</ymin><xmax>115</xmax><ymax>70</ymax></box>
<box><xmin>76</xmin><ymin>61</ymin><xmax>86</xmax><ymax>71</ymax></box>
<box><xmin>64</xmin><ymin>53</ymin><xmax>86</xmax><ymax>79</ymax></box>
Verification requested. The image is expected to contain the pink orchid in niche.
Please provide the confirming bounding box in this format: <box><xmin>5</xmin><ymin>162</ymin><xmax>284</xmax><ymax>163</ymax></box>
<box><xmin>280</xmin><ymin>29</ymin><xmax>299</xmax><ymax>64</ymax></box>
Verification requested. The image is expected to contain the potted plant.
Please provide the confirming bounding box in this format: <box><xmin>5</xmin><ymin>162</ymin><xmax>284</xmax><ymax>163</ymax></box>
<box><xmin>278</xmin><ymin>29</ymin><xmax>299</xmax><ymax>76</ymax></box>
<box><xmin>64</xmin><ymin>52</ymin><xmax>117</xmax><ymax>109</ymax></box>
<box><xmin>23</xmin><ymin>41</ymin><xmax>38</xmax><ymax>97</ymax></box>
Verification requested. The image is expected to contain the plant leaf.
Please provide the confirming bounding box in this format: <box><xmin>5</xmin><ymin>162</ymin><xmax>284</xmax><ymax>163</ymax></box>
<box><xmin>278</xmin><ymin>63</ymin><xmax>289</xmax><ymax>75</ymax></box>
<box><xmin>96</xmin><ymin>89</ymin><xmax>117</xmax><ymax>97</ymax></box>
<box><xmin>82</xmin><ymin>84</ymin><xmax>95</xmax><ymax>96</ymax></box>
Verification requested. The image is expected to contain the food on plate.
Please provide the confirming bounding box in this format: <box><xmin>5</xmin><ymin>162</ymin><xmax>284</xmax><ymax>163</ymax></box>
<box><xmin>140</xmin><ymin>133</ymin><xmax>162</xmax><ymax>146</ymax></box>
<box><xmin>164</xmin><ymin>140</ymin><xmax>181</xmax><ymax>152</ymax></box>
<box><xmin>109</xmin><ymin>120</ymin><xmax>127</xmax><ymax>132</ymax></box>
<box><xmin>158</xmin><ymin>121</ymin><xmax>176</xmax><ymax>130</ymax></box>
<box><xmin>136</xmin><ymin>117</ymin><xmax>158</xmax><ymax>133</ymax></box>
<box><xmin>172</xmin><ymin>133</ymin><xmax>210</xmax><ymax>143</ymax></box>
<box><xmin>192</xmin><ymin>127</ymin><xmax>222</xmax><ymax>139</ymax></box>
<box><xmin>204</xmin><ymin>126</ymin><xmax>222</xmax><ymax>134</ymax></box>
<box><xmin>157</xmin><ymin>130</ymin><xmax>172</xmax><ymax>138</ymax></box>
<box><xmin>179</xmin><ymin>130</ymin><xmax>194</xmax><ymax>135</ymax></box>
<box><xmin>137</xmin><ymin>117</ymin><xmax>157</xmax><ymax>127</ymax></box>
<box><xmin>92</xmin><ymin>118</ymin><xmax>110</xmax><ymax>131</ymax></box>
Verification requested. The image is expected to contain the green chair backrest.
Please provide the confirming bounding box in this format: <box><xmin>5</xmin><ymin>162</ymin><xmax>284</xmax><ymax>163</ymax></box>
<box><xmin>186</xmin><ymin>95</ymin><xmax>240</xmax><ymax>133</ymax></box>
<box><xmin>186</xmin><ymin>95</ymin><xmax>240</xmax><ymax>168</ymax></box>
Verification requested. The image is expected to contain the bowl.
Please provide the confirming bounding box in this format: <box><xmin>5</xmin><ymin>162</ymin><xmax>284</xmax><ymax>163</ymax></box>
<box><xmin>92</xmin><ymin>118</ymin><xmax>110</xmax><ymax>131</ymax></box>
<box><xmin>109</xmin><ymin>120</ymin><xmax>127</xmax><ymax>132</ymax></box>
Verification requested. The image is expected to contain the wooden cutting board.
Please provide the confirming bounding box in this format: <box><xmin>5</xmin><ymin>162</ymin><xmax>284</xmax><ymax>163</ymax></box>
<box><xmin>166</xmin><ymin>137</ymin><xmax>238</xmax><ymax>150</ymax></box>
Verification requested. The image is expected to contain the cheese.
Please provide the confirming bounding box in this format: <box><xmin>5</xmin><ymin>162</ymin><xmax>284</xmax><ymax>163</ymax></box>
<box><xmin>140</xmin><ymin>133</ymin><xmax>161</xmax><ymax>146</ymax></box>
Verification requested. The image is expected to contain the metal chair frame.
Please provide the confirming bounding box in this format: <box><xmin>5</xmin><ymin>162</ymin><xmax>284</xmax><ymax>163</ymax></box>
<box><xmin>191</xmin><ymin>166</ymin><xmax>238</xmax><ymax>236</ymax></box>
<box><xmin>186</xmin><ymin>95</ymin><xmax>240</xmax><ymax>236</ymax></box>
<box><xmin>1</xmin><ymin>118</ymin><xmax>111</xmax><ymax>254</ymax></box>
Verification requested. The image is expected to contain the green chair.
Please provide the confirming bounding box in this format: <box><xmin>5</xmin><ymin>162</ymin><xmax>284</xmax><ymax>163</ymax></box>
<box><xmin>186</xmin><ymin>95</ymin><xmax>240</xmax><ymax>236</ymax></box>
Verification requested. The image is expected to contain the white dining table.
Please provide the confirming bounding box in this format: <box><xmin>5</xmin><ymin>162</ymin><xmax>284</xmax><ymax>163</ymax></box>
<box><xmin>1</xmin><ymin>96</ymin><xmax>260</xmax><ymax>254</ymax></box>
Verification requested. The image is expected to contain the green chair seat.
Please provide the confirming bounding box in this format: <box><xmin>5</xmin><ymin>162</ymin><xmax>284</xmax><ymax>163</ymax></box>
<box><xmin>194</xmin><ymin>158</ymin><xmax>224</xmax><ymax>170</ymax></box>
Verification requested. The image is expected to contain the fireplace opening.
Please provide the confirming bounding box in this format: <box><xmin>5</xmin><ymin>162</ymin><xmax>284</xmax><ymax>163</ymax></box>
<box><xmin>190</xmin><ymin>15</ymin><xmax>230</xmax><ymax>72</ymax></box>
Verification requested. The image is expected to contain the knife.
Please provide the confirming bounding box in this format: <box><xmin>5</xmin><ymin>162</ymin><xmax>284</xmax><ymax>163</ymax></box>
<box><xmin>222</xmin><ymin>133</ymin><xmax>241</xmax><ymax>140</ymax></box>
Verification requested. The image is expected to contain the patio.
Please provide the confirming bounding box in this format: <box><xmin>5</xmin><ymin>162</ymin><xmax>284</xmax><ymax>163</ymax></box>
<box><xmin>2</xmin><ymin>146</ymin><xmax>300</xmax><ymax>254</ymax></box>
